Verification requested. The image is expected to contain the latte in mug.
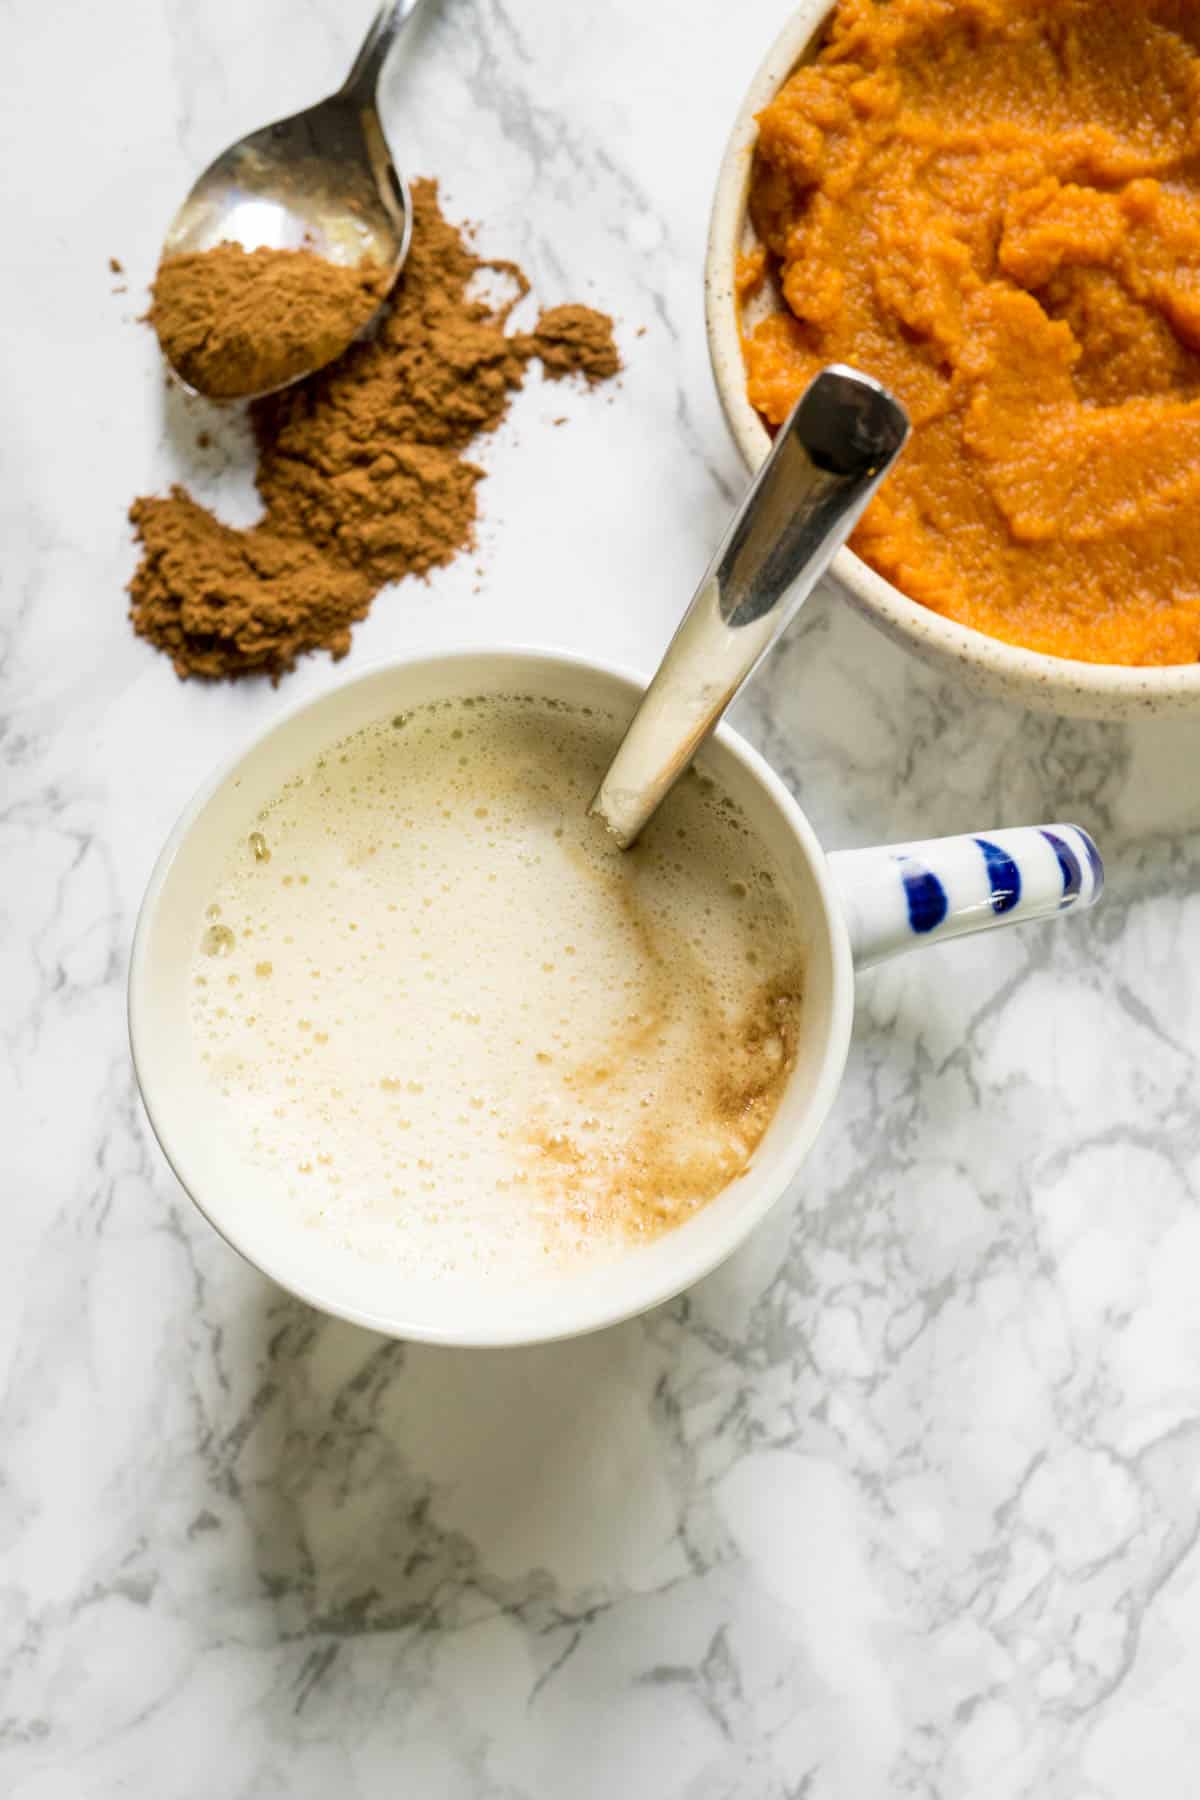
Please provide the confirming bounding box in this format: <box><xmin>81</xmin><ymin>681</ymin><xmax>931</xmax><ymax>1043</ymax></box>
<box><xmin>190</xmin><ymin>694</ymin><xmax>803</xmax><ymax>1280</ymax></box>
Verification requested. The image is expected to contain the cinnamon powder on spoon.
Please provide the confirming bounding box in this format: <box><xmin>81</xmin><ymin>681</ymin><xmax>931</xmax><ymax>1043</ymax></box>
<box><xmin>150</xmin><ymin>244</ymin><xmax>388</xmax><ymax>399</ymax></box>
<box><xmin>129</xmin><ymin>180</ymin><xmax>619</xmax><ymax>680</ymax></box>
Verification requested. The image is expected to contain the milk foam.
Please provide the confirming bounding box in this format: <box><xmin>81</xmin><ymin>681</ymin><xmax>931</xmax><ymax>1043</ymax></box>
<box><xmin>189</xmin><ymin>695</ymin><xmax>803</xmax><ymax>1281</ymax></box>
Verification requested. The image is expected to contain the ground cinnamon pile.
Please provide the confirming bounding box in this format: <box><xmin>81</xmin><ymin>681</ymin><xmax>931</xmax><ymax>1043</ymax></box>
<box><xmin>150</xmin><ymin>244</ymin><xmax>387</xmax><ymax>399</ymax></box>
<box><xmin>525</xmin><ymin>304</ymin><xmax>621</xmax><ymax>385</ymax></box>
<box><xmin>131</xmin><ymin>181</ymin><xmax>619</xmax><ymax>679</ymax></box>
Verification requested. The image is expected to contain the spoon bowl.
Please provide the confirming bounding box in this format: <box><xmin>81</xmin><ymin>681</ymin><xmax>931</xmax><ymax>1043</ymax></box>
<box><xmin>158</xmin><ymin>0</ymin><xmax>421</xmax><ymax>399</ymax></box>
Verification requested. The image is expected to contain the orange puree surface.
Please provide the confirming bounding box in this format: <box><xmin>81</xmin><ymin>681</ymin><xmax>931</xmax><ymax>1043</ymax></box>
<box><xmin>746</xmin><ymin>0</ymin><xmax>1200</xmax><ymax>666</ymax></box>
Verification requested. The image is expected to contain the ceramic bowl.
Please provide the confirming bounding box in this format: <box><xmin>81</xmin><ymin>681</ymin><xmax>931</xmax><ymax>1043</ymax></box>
<box><xmin>705</xmin><ymin>0</ymin><xmax>1200</xmax><ymax>720</ymax></box>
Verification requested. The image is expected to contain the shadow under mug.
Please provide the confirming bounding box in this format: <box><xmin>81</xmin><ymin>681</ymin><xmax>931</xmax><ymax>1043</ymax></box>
<box><xmin>129</xmin><ymin>647</ymin><xmax>1103</xmax><ymax>1346</ymax></box>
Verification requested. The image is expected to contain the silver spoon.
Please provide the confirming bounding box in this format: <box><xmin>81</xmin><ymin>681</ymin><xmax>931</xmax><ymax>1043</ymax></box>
<box><xmin>158</xmin><ymin>0</ymin><xmax>424</xmax><ymax>399</ymax></box>
<box><xmin>591</xmin><ymin>366</ymin><xmax>910</xmax><ymax>847</ymax></box>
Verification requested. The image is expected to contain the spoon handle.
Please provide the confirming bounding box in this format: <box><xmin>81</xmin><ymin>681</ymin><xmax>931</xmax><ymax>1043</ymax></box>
<box><xmin>341</xmin><ymin>0</ymin><xmax>425</xmax><ymax>101</ymax></box>
<box><xmin>590</xmin><ymin>365</ymin><xmax>909</xmax><ymax>848</ymax></box>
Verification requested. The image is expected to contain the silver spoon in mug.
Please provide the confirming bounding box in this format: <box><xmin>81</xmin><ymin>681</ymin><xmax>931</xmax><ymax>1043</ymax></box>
<box><xmin>156</xmin><ymin>0</ymin><xmax>425</xmax><ymax>400</ymax></box>
<box><xmin>591</xmin><ymin>365</ymin><xmax>910</xmax><ymax>847</ymax></box>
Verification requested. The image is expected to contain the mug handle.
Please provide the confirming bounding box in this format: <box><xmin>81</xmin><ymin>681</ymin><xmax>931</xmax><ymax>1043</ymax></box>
<box><xmin>827</xmin><ymin>824</ymin><xmax>1103</xmax><ymax>970</ymax></box>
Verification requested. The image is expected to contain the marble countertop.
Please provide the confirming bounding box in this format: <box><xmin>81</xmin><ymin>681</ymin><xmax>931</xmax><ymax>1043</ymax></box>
<box><xmin>6</xmin><ymin>0</ymin><xmax>1200</xmax><ymax>1794</ymax></box>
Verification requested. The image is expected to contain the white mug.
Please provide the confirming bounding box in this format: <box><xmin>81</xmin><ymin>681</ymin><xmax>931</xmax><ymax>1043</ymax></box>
<box><xmin>129</xmin><ymin>648</ymin><xmax>1102</xmax><ymax>1345</ymax></box>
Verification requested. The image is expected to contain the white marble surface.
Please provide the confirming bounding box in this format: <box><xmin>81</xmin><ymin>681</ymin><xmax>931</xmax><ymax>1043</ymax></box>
<box><xmin>5</xmin><ymin>1</ymin><xmax>1200</xmax><ymax>1794</ymax></box>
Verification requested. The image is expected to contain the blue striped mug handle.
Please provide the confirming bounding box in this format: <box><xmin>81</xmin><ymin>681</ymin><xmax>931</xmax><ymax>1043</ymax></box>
<box><xmin>828</xmin><ymin>824</ymin><xmax>1103</xmax><ymax>969</ymax></box>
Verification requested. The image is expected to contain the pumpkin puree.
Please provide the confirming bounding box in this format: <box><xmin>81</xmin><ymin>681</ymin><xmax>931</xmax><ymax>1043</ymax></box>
<box><xmin>745</xmin><ymin>0</ymin><xmax>1200</xmax><ymax>665</ymax></box>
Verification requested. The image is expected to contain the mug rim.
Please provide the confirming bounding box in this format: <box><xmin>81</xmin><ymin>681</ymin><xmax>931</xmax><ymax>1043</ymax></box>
<box><xmin>128</xmin><ymin>643</ymin><xmax>857</xmax><ymax>1346</ymax></box>
<box><xmin>704</xmin><ymin>0</ymin><xmax>1200</xmax><ymax>720</ymax></box>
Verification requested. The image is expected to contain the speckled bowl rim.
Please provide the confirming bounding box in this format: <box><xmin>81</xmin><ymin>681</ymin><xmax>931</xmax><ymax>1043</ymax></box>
<box><xmin>704</xmin><ymin>0</ymin><xmax>1200</xmax><ymax>720</ymax></box>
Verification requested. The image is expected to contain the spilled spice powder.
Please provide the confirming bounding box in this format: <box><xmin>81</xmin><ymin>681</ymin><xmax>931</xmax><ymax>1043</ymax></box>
<box><xmin>525</xmin><ymin>305</ymin><xmax>621</xmax><ymax>385</ymax></box>
<box><xmin>150</xmin><ymin>243</ymin><xmax>387</xmax><ymax>400</ymax></box>
<box><xmin>130</xmin><ymin>181</ymin><xmax>620</xmax><ymax>680</ymax></box>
